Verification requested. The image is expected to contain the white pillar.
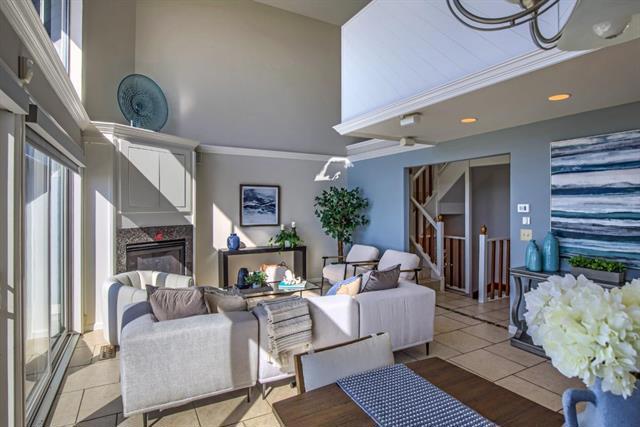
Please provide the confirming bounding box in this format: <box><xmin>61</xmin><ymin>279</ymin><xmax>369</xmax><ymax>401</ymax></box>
<box><xmin>436</xmin><ymin>220</ymin><xmax>444</xmax><ymax>291</ymax></box>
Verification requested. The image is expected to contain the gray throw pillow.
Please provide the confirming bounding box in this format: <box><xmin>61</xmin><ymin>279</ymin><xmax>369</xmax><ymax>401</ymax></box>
<box><xmin>360</xmin><ymin>264</ymin><xmax>401</xmax><ymax>293</ymax></box>
<box><xmin>203</xmin><ymin>287</ymin><xmax>247</xmax><ymax>313</ymax></box>
<box><xmin>146</xmin><ymin>285</ymin><xmax>208</xmax><ymax>321</ymax></box>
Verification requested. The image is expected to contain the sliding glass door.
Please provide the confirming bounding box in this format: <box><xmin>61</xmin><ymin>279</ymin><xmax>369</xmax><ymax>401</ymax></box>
<box><xmin>24</xmin><ymin>142</ymin><xmax>72</xmax><ymax>417</ymax></box>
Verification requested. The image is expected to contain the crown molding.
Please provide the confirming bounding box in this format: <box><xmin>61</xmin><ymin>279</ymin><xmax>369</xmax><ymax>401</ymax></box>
<box><xmin>86</xmin><ymin>122</ymin><xmax>200</xmax><ymax>149</ymax></box>
<box><xmin>346</xmin><ymin>138</ymin><xmax>431</xmax><ymax>162</ymax></box>
<box><xmin>0</xmin><ymin>0</ymin><xmax>91</xmax><ymax>129</ymax></box>
<box><xmin>197</xmin><ymin>144</ymin><xmax>332</xmax><ymax>162</ymax></box>
<box><xmin>334</xmin><ymin>48</ymin><xmax>588</xmax><ymax>136</ymax></box>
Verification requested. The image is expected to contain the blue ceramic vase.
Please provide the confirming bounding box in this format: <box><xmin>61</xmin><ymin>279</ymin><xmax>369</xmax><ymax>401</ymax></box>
<box><xmin>542</xmin><ymin>231</ymin><xmax>560</xmax><ymax>272</ymax></box>
<box><xmin>525</xmin><ymin>240</ymin><xmax>542</xmax><ymax>272</ymax></box>
<box><xmin>563</xmin><ymin>378</ymin><xmax>640</xmax><ymax>427</ymax></box>
<box><xmin>227</xmin><ymin>233</ymin><xmax>240</xmax><ymax>250</ymax></box>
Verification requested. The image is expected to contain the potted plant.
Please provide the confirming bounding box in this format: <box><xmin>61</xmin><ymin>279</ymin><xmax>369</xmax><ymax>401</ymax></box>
<box><xmin>269</xmin><ymin>223</ymin><xmax>303</xmax><ymax>250</ymax></box>
<box><xmin>568</xmin><ymin>255</ymin><xmax>626</xmax><ymax>284</ymax></box>
<box><xmin>314</xmin><ymin>187</ymin><xmax>369</xmax><ymax>257</ymax></box>
<box><xmin>524</xmin><ymin>275</ymin><xmax>640</xmax><ymax>427</ymax></box>
<box><xmin>245</xmin><ymin>271</ymin><xmax>267</xmax><ymax>289</ymax></box>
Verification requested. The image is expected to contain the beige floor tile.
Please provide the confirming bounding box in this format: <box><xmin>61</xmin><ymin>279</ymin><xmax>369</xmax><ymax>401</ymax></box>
<box><xmin>69</xmin><ymin>341</ymin><xmax>98</xmax><ymax>368</ymax></box>
<box><xmin>484</xmin><ymin>342</ymin><xmax>546</xmax><ymax>367</ymax></box>
<box><xmin>434</xmin><ymin>316</ymin><xmax>467</xmax><ymax>334</ymax></box>
<box><xmin>516</xmin><ymin>362</ymin><xmax>585</xmax><ymax>395</ymax></box>
<box><xmin>265</xmin><ymin>383</ymin><xmax>297</xmax><ymax>406</ymax></box>
<box><xmin>81</xmin><ymin>330</ymin><xmax>109</xmax><ymax>348</ymax></box>
<box><xmin>476</xmin><ymin>309</ymin><xmax>511</xmax><ymax>324</ymax></box>
<box><xmin>461</xmin><ymin>323</ymin><xmax>509</xmax><ymax>344</ymax></box>
<box><xmin>404</xmin><ymin>342</ymin><xmax>461</xmax><ymax>361</ymax></box>
<box><xmin>243</xmin><ymin>413</ymin><xmax>279</xmax><ymax>427</ymax></box>
<box><xmin>117</xmin><ymin>406</ymin><xmax>200</xmax><ymax>427</ymax></box>
<box><xmin>62</xmin><ymin>359</ymin><xmax>120</xmax><ymax>392</ymax></box>
<box><xmin>76</xmin><ymin>413</ymin><xmax>117</xmax><ymax>427</ymax></box>
<box><xmin>434</xmin><ymin>330</ymin><xmax>492</xmax><ymax>353</ymax></box>
<box><xmin>434</xmin><ymin>306</ymin><xmax>448</xmax><ymax>315</ymax></box>
<box><xmin>394</xmin><ymin>350</ymin><xmax>416</xmax><ymax>364</ymax></box>
<box><xmin>195</xmin><ymin>392</ymin><xmax>271</xmax><ymax>427</ymax></box>
<box><xmin>495</xmin><ymin>376</ymin><xmax>563</xmax><ymax>411</ymax></box>
<box><xmin>47</xmin><ymin>390</ymin><xmax>83</xmax><ymax>427</ymax></box>
<box><xmin>441</xmin><ymin>311</ymin><xmax>483</xmax><ymax>326</ymax></box>
<box><xmin>449</xmin><ymin>349</ymin><xmax>525</xmax><ymax>381</ymax></box>
<box><xmin>437</xmin><ymin>299</ymin><xmax>475</xmax><ymax>309</ymax></box>
<box><xmin>456</xmin><ymin>304</ymin><xmax>502</xmax><ymax>315</ymax></box>
<box><xmin>77</xmin><ymin>382</ymin><xmax>122</xmax><ymax>422</ymax></box>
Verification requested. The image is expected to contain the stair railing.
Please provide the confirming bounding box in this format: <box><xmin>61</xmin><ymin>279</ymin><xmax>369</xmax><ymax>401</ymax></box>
<box><xmin>478</xmin><ymin>225</ymin><xmax>511</xmax><ymax>303</ymax></box>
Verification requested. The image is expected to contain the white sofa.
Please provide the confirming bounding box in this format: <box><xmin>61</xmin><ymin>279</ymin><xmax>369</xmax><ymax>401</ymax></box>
<box><xmin>254</xmin><ymin>277</ymin><xmax>435</xmax><ymax>391</ymax></box>
<box><xmin>119</xmin><ymin>301</ymin><xmax>258</xmax><ymax>421</ymax></box>
<box><xmin>102</xmin><ymin>270</ymin><xmax>193</xmax><ymax>345</ymax></box>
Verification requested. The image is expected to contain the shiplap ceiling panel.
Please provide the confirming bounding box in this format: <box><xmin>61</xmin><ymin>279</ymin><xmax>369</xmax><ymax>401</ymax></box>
<box><xmin>342</xmin><ymin>0</ymin><xmax>577</xmax><ymax>121</ymax></box>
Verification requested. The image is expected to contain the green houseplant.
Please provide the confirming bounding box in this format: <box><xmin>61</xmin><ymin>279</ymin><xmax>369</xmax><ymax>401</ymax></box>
<box><xmin>314</xmin><ymin>186</ymin><xmax>369</xmax><ymax>257</ymax></box>
<box><xmin>245</xmin><ymin>271</ymin><xmax>267</xmax><ymax>288</ymax></box>
<box><xmin>568</xmin><ymin>255</ymin><xmax>626</xmax><ymax>284</ymax></box>
<box><xmin>269</xmin><ymin>225</ymin><xmax>303</xmax><ymax>250</ymax></box>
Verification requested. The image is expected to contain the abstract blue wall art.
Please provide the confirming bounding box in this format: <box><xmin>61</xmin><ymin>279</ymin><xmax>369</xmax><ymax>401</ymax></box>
<box><xmin>240</xmin><ymin>185</ymin><xmax>280</xmax><ymax>227</ymax></box>
<box><xmin>551</xmin><ymin>129</ymin><xmax>640</xmax><ymax>270</ymax></box>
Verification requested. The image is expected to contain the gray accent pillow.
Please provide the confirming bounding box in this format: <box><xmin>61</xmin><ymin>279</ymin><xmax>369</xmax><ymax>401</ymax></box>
<box><xmin>146</xmin><ymin>285</ymin><xmax>208</xmax><ymax>321</ymax></box>
<box><xmin>203</xmin><ymin>287</ymin><xmax>247</xmax><ymax>313</ymax></box>
<box><xmin>360</xmin><ymin>264</ymin><xmax>401</xmax><ymax>293</ymax></box>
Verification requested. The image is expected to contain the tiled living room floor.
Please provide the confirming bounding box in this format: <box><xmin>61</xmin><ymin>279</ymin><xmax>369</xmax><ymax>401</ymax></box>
<box><xmin>47</xmin><ymin>290</ymin><xmax>583</xmax><ymax>426</ymax></box>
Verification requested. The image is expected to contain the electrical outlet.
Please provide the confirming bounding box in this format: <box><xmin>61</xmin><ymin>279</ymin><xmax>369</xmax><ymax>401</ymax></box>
<box><xmin>522</xmin><ymin>216</ymin><xmax>530</xmax><ymax>225</ymax></box>
<box><xmin>517</xmin><ymin>203</ymin><xmax>530</xmax><ymax>213</ymax></box>
<box><xmin>520</xmin><ymin>229</ymin><xmax>533</xmax><ymax>241</ymax></box>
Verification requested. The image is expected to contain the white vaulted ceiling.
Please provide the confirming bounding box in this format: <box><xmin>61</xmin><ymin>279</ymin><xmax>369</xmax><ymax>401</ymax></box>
<box><xmin>253</xmin><ymin>0</ymin><xmax>371</xmax><ymax>26</ymax></box>
<box><xmin>341</xmin><ymin>0</ymin><xmax>577</xmax><ymax>121</ymax></box>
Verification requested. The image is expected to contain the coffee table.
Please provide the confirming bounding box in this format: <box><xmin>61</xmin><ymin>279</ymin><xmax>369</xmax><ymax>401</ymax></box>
<box><xmin>273</xmin><ymin>357</ymin><xmax>564</xmax><ymax>426</ymax></box>
<box><xmin>234</xmin><ymin>280</ymin><xmax>321</xmax><ymax>298</ymax></box>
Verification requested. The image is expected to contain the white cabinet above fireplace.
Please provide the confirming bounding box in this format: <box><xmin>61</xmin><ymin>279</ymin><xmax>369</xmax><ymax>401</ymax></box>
<box><xmin>86</xmin><ymin>122</ymin><xmax>199</xmax><ymax>228</ymax></box>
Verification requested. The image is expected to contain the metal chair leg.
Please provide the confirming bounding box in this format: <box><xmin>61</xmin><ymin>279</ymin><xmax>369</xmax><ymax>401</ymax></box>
<box><xmin>425</xmin><ymin>342</ymin><xmax>430</xmax><ymax>356</ymax></box>
<box><xmin>142</xmin><ymin>412</ymin><xmax>148</xmax><ymax>427</ymax></box>
<box><xmin>247</xmin><ymin>387</ymin><xmax>252</xmax><ymax>403</ymax></box>
<box><xmin>261</xmin><ymin>382</ymin><xmax>267</xmax><ymax>399</ymax></box>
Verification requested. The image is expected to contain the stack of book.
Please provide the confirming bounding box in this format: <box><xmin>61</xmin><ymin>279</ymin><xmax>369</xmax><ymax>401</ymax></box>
<box><xmin>278</xmin><ymin>280</ymin><xmax>307</xmax><ymax>290</ymax></box>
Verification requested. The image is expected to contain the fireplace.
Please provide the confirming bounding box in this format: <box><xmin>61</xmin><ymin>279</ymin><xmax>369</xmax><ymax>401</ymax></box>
<box><xmin>116</xmin><ymin>225</ymin><xmax>193</xmax><ymax>275</ymax></box>
<box><xmin>126</xmin><ymin>239</ymin><xmax>186</xmax><ymax>274</ymax></box>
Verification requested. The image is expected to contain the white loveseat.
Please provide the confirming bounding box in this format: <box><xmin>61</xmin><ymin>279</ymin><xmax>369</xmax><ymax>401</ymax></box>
<box><xmin>102</xmin><ymin>270</ymin><xmax>193</xmax><ymax>345</ymax></box>
<box><xmin>254</xmin><ymin>276</ymin><xmax>435</xmax><ymax>391</ymax></box>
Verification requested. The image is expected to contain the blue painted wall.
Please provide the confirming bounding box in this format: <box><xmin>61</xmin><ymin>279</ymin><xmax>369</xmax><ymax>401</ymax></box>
<box><xmin>348</xmin><ymin>102</ymin><xmax>640</xmax><ymax>281</ymax></box>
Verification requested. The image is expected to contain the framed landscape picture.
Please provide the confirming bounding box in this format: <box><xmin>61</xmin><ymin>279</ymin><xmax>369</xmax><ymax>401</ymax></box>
<box><xmin>240</xmin><ymin>184</ymin><xmax>280</xmax><ymax>227</ymax></box>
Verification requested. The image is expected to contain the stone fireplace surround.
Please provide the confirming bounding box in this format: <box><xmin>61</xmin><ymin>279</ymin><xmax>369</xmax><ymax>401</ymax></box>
<box><xmin>116</xmin><ymin>225</ymin><xmax>194</xmax><ymax>276</ymax></box>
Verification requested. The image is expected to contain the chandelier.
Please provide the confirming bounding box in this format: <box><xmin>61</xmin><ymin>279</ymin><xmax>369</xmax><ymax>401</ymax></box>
<box><xmin>446</xmin><ymin>0</ymin><xmax>565</xmax><ymax>50</ymax></box>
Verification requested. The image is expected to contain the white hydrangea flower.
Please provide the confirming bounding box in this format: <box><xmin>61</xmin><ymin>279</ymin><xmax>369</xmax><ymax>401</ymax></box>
<box><xmin>524</xmin><ymin>275</ymin><xmax>640</xmax><ymax>398</ymax></box>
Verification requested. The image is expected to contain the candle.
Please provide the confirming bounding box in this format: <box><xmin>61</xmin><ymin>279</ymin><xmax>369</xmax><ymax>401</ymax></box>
<box><xmin>291</xmin><ymin>221</ymin><xmax>296</xmax><ymax>228</ymax></box>
<box><xmin>280</xmin><ymin>224</ymin><xmax>285</xmax><ymax>231</ymax></box>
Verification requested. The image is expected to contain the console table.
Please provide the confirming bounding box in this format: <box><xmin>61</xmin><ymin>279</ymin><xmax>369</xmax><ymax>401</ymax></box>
<box><xmin>510</xmin><ymin>266</ymin><xmax>621</xmax><ymax>357</ymax></box>
<box><xmin>218</xmin><ymin>245</ymin><xmax>307</xmax><ymax>288</ymax></box>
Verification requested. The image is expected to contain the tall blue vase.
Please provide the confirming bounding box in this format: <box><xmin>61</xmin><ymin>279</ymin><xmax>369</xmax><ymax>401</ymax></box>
<box><xmin>525</xmin><ymin>240</ymin><xmax>542</xmax><ymax>272</ymax></box>
<box><xmin>542</xmin><ymin>231</ymin><xmax>560</xmax><ymax>272</ymax></box>
<box><xmin>227</xmin><ymin>233</ymin><xmax>240</xmax><ymax>250</ymax></box>
<box><xmin>563</xmin><ymin>378</ymin><xmax>640</xmax><ymax>427</ymax></box>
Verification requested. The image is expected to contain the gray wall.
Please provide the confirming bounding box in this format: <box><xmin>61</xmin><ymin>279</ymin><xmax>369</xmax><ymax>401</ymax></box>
<box><xmin>83</xmin><ymin>0</ymin><xmax>355</xmax><ymax>155</ymax></box>
<box><xmin>82</xmin><ymin>0</ymin><xmax>136</xmax><ymax>124</ymax></box>
<box><xmin>471</xmin><ymin>164</ymin><xmax>510</xmax><ymax>292</ymax></box>
<box><xmin>348</xmin><ymin>101</ymin><xmax>640</xmax><ymax>283</ymax></box>
<box><xmin>196</xmin><ymin>152</ymin><xmax>344</xmax><ymax>285</ymax></box>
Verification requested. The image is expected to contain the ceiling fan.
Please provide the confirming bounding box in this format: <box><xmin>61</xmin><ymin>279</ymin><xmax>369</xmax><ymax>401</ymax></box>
<box><xmin>447</xmin><ymin>0</ymin><xmax>640</xmax><ymax>51</ymax></box>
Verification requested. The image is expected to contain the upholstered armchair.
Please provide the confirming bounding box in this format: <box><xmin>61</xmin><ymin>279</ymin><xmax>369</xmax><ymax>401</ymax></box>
<box><xmin>350</xmin><ymin>249</ymin><xmax>422</xmax><ymax>284</ymax></box>
<box><xmin>321</xmin><ymin>244</ymin><xmax>379</xmax><ymax>291</ymax></box>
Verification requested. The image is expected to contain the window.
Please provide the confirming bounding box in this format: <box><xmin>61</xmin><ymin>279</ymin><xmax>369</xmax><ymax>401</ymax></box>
<box><xmin>24</xmin><ymin>141</ymin><xmax>74</xmax><ymax>420</ymax></box>
<box><xmin>31</xmin><ymin>0</ymin><xmax>70</xmax><ymax>69</ymax></box>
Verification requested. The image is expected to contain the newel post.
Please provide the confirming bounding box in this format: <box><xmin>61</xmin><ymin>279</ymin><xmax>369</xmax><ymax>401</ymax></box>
<box><xmin>436</xmin><ymin>215</ymin><xmax>445</xmax><ymax>291</ymax></box>
<box><xmin>478</xmin><ymin>225</ymin><xmax>488</xmax><ymax>303</ymax></box>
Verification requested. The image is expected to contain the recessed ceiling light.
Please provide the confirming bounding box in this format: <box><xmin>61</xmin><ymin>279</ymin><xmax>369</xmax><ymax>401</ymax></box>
<box><xmin>460</xmin><ymin>117</ymin><xmax>478</xmax><ymax>124</ymax></box>
<box><xmin>548</xmin><ymin>93</ymin><xmax>572</xmax><ymax>102</ymax></box>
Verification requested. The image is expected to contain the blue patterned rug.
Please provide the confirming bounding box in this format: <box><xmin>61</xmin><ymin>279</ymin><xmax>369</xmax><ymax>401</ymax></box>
<box><xmin>337</xmin><ymin>364</ymin><xmax>496</xmax><ymax>427</ymax></box>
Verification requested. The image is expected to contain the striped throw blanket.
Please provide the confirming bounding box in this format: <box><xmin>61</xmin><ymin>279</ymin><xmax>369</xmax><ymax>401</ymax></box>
<box><xmin>258</xmin><ymin>296</ymin><xmax>312</xmax><ymax>371</ymax></box>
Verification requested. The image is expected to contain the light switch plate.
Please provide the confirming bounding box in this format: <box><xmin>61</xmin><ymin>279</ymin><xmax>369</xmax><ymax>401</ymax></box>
<box><xmin>522</xmin><ymin>216</ymin><xmax>531</xmax><ymax>225</ymax></box>
<box><xmin>520</xmin><ymin>229</ymin><xmax>533</xmax><ymax>241</ymax></box>
<box><xmin>517</xmin><ymin>203</ymin><xmax>530</xmax><ymax>213</ymax></box>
